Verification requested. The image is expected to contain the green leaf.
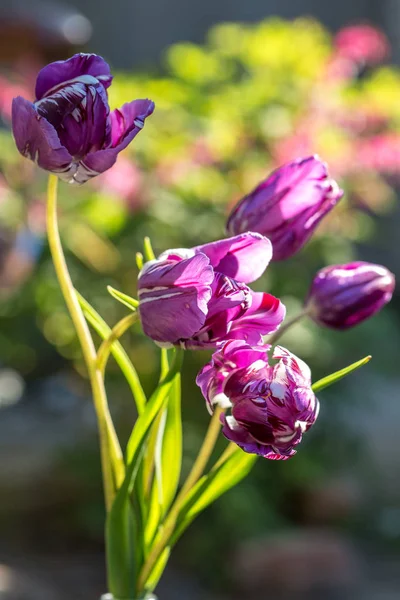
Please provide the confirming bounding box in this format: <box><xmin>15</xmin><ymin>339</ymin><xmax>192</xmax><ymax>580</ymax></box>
<box><xmin>157</xmin><ymin>367</ymin><xmax>182</xmax><ymax>515</ymax></box>
<box><xmin>312</xmin><ymin>355</ymin><xmax>372</xmax><ymax>393</ymax></box>
<box><xmin>145</xmin><ymin>351</ymin><xmax>183</xmax><ymax>548</ymax></box>
<box><xmin>77</xmin><ymin>291</ymin><xmax>146</xmax><ymax>414</ymax></box>
<box><xmin>136</xmin><ymin>252</ymin><xmax>144</xmax><ymax>270</ymax></box>
<box><xmin>171</xmin><ymin>447</ymin><xmax>257</xmax><ymax>546</ymax></box>
<box><xmin>107</xmin><ymin>285</ymin><xmax>139</xmax><ymax>311</ymax></box>
<box><xmin>143</xmin><ymin>236</ymin><xmax>156</xmax><ymax>262</ymax></box>
<box><xmin>145</xmin><ymin>547</ymin><xmax>171</xmax><ymax>593</ymax></box>
<box><xmin>106</xmin><ymin>350</ymin><xmax>183</xmax><ymax>599</ymax></box>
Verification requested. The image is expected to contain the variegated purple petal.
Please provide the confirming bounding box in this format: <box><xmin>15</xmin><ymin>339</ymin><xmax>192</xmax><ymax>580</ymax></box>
<box><xmin>196</xmin><ymin>340</ymin><xmax>270</xmax><ymax>410</ymax></box>
<box><xmin>220</xmin><ymin>413</ymin><xmax>296</xmax><ymax>460</ymax></box>
<box><xmin>35</xmin><ymin>53</ymin><xmax>112</xmax><ymax>100</ymax></box>
<box><xmin>138</xmin><ymin>253</ymin><xmax>214</xmax><ymax>343</ymax></box>
<box><xmin>77</xmin><ymin>99</ymin><xmax>155</xmax><ymax>182</ymax></box>
<box><xmin>12</xmin><ymin>97</ymin><xmax>72</xmax><ymax>175</ymax></box>
<box><xmin>194</xmin><ymin>232</ymin><xmax>272</xmax><ymax>283</ymax></box>
<box><xmin>272</xmin><ymin>345</ymin><xmax>312</xmax><ymax>386</ymax></box>
<box><xmin>228</xmin><ymin>291</ymin><xmax>286</xmax><ymax>343</ymax></box>
<box><xmin>36</xmin><ymin>78</ymin><xmax>110</xmax><ymax>159</ymax></box>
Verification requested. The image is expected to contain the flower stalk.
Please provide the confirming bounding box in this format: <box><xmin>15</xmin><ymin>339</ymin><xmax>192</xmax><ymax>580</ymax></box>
<box><xmin>267</xmin><ymin>308</ymin><xmax>311</xmax><ymax>345</ymax></box>
<box><xmin>46</xmin><ymin>174</ymin><xmax>124</xmax><ymax>508</ymax></box>
<box><xmin>97</xmin><ymin>311</ymin><xmax>139</xmax><ymax>374</ymax></box>
<box><xmin>138</xmin><ymin>405</ymin><xmax>224</xmax><ymax>591</ymax></box>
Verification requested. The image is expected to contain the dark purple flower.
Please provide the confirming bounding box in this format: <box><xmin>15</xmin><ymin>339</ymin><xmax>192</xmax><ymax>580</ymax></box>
<box><xmin>197</xmin><ymin>341</ymin><xmax>319</xmax><ymax>460</ymax></box>
<box><xmin>305</xmin><ymin>261</ymin><xmax>395</xmax><ymax>330</ymax></box>
<box><xmin>138</xmin><ymin>233</ymin><xmax>285</xmax><ymax>349</ymax></box>
<box><xmin>12</xmin><ymin>53</ymin><xmax>154</xmax><ymax>184</ymax></box>
<box><xmin>226</xmin><ymin>155</ymin><xmax>343</xmax><ymax>261</ymax></box>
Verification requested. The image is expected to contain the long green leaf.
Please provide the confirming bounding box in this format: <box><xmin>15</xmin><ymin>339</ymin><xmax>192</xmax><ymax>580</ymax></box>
<box><xmin>157</xmin><ymin>368</ymin><xmax>182</xmax><ymax>514</ymax></box>
<box><xmin>106</xmin><ymin>351</ymin><xmax>183</xmax><ymax>598</ymax></box>
<box><xmin>143</xmin><ymin>236</ymin><xmax>156</xmax><ymax>262</ymax></box>
<box><xmin>145</xmin><ymin>357</ymin><xmax>183</xmax><ymax>548</ymax></box>
<box><xmin>107</xmin><ymin>285</ymin><xmax>139</xmax><ymax>311</ymax></box>
<box><xmin>171</xmin><ymin>447</ymin><xmax>257</xmax><ymax>546</ymax></box>
<box><xmin>312</xmin><ymin>355</ymin><xmax>371</xmax><ymax>393</ymax></box>
<box><xmin>77</xmin><ymin>291</ymin><xmax>147</xmax><ymax>414</ymax></box>
<box><xmin>141</xmin><ymin>348</ymin><xmax>171</xmax><ymax>510</ymax></box>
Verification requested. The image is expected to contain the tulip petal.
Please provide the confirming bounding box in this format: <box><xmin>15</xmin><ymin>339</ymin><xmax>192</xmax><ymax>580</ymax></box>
<box><xmin>35</xmin><ymin>53</ymin><xmax>112</xmax><ymax>99</ymax></box>
<box><xmin>195</xmin><ymin>232</ymin><xmax>272</xmax><ymax>283</ymax></box>
<box><xmin>75</xmin><ymin>99</ymin><xmax>155</xmax><ymax>183</ymax></box>
<box><xmin>138</xmin><ymin>253</ymin><xmax>214</xmax><ymax>343</ymax></box>
<box><xmin>12</xmin><ymin>97</ymin><xmax>73</xmax><ymax>175</ymax></box>
<box><xmin>228</xmin><ymin>292</ymin><xmax>286</xmax><ymax>343</ymax></box>
<box><xmin>273</xmin><ymin>345</ymin><xmax>312</xmax><ymax>386</ymax></box>
<box><xmin>110</xmin><ymin>99</ymin><xmax>155</xmax><ymax>147</ymax></box>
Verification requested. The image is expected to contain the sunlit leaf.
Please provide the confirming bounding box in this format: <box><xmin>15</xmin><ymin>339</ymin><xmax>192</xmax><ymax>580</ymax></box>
<box><xmin>171</xmin><ymin>447</ymin><xmax>257</xmax><ymax>545</ymax></box>
<box><xmin>312</xmin><ymin>355</ymin><xmax>372</xmax><ymax>393</ymax></box>
<box><xmin>107</xmin><ymin>286</ymin><xmax>139</xmax><ymax>311</ymax></box>
<box><xmin>143</xmin><ymin>236</ymin><xmax>156</xmax><ymax>262</ymax></box>
<box><xmin>106</xmin><ymin>350</ymin><xmax>183</xmax><ymax>598</ymax></box>
<box><xmin>145</xmin><ymin>349</ymin><xmax>183</xmax><ymax>548</ymax></box>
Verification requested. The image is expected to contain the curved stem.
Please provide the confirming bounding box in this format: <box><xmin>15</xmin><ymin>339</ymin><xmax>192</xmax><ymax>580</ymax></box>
<box><xmin>46</xmin><ymin>175</ymin><xmax>124</xmax><ymax>509</ymax></box>
<box><xmin>268</xmin><ymin>308</ymin><xmax>310</xmax><ymax>346</ymax></box>
<box><xmin>212</xmin><ymin>441</ymin><xmax>237</xmax><ymax>470</ymax></box>
<box><xmin>137</xmin><ymin>406</ymin><xmax>224</xmax><ymax>591</ymax></box>
<box><xmin>97</xmin><ymin>312</ymin><xmax>139</xmax><ymax>374</ymax></box>
<box><xmin>77</xmin><ymin>292</ymin><xmax>147</xmax><ymax>415</ymax></box>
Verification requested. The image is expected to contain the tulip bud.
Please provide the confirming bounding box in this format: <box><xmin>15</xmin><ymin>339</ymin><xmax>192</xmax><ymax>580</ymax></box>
<box><xmin>197</xmin><ymin>341</ymin><xmax>319</xmax><ymax>460</ymax></box>
<box><xmin>226</xmin><ymin>155</ymin><xmax>343</xmax><ymax>261</ymax></box>
<box><xmin>305</xmin><ymin>262</ymin><xmax>395</xmax><ymax>330</ymax></box>
<box><xmin>12</xmin><ymin>53</ymin><xmax>154</xmax><ymax>184</ymax></box>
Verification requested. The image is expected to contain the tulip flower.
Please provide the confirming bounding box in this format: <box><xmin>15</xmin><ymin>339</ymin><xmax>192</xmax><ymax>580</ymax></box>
<box><xmin>138</xmin><ymin>233</ymin><xmax>285</xmax><ymax>348</ymax></box>
<box><xmin>197</xmin><ymin>341</ymin><xmax>319</xmax><ymax>460</ymax></box>
<box><xmin>305</xmin><ymin>261</ymin><xmax>395</xmax><ymax>330</ymax></box>
<box><xmin>12</xmin><ymin>53</ymin><xmax>154</xmax><ymax>184</ymax></box>
<box><xmin>226</xmin><ymin>155</ymin><xmax>343</xmax><ymax>261</ymax></box>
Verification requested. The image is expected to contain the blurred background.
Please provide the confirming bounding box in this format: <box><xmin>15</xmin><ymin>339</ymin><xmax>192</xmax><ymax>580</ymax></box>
<box><xmin>0</xmin><ymin>1</ymin><xmax>399</xmax><ymax>599</ymax></box>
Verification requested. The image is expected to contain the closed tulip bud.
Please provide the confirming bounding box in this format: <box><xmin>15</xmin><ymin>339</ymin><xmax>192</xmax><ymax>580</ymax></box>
<box><xmin>226</xmin><ymin>155</ymin><xmax>343</xmax><ymax>261</ymax></box>
<box><xmin>197</xmin><ymin>341</ymin><xmax>319</xmax><ymax>460</ymax></box>
<box><xmin>305</xmin><ymin>262</ymin><xmax>395</xmax><ymax>330</ymax></box>
<box><xmin>12</xmin><ymin>54</ymin><xmax>154</xmax><ymax>184</ymax></box>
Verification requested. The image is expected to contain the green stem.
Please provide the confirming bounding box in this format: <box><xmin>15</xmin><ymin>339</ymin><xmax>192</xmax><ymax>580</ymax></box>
<box><xmin>212</xmin><ymin>441</ymin><xmax>237</xmax><ymax>470</ymax></box>
<box><xmin>97</xmin><ymin>312</ymin><xmax>139</xmax><ymax>374</ymax></box>
<box><xmin>77</xmin><ymin>292</ymin><xmax>147</xmax><ymax>415</ymax></box>
<box><xmin>46</xmin><ymin>175</ymin><xmax>124</xmax><ymax>509</ymax></box>
<box><xmin>137</xmin><ymin>406</ymin><xmax>224</xmax><ymax>591</ymax></box>
<box><xmin>268</xmin><ymin>308</ymin><xmax>310</xmax><ymax>346</ymax></box>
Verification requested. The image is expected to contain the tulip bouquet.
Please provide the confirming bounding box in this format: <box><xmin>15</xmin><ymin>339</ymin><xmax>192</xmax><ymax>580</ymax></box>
<box><xmin>11</xmin><ymin>53</ymin><xmax>395</xmax><ymax>600</ymax></box>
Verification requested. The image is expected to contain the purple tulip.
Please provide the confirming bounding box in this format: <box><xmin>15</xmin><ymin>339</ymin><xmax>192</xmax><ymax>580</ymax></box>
<box><xmin>12</xmin><ymin>53</ymin><xmax>154</xmax><ymax>184</ymax></box>
<box><xmin>305</xmin><ymin>261</ymin><xmax>395</xmax><ymax>330</ymax></box>
<box><xmin>197</xmin><ymin>341</ymin><xmax>319</xmax><ymax>460</ymax></box>
<box><xmin>226</xmin><ymin>155</ymin><xmax>343</xmax><ymax>261</ymax></box>
<box><xmin>138</xmin><ymin>232</ymin><xmax>286</xmax><ymax>349</ymax></box>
